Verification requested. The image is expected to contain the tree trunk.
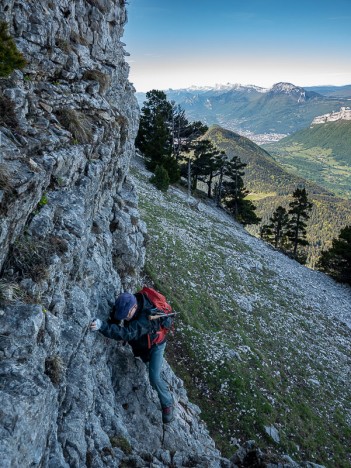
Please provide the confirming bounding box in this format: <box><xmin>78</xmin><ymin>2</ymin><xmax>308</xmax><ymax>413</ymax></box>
<box><xmin>187</xmin><ymin>158</ymin><xmax>191</xmax><ymax>199</ymax></box>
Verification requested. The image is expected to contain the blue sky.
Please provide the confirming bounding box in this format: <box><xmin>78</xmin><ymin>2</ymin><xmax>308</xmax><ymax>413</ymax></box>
<box><xmin>123</xmin><ymin>0</ymin><xmax>351</xmax><ymax>91</ymax></box>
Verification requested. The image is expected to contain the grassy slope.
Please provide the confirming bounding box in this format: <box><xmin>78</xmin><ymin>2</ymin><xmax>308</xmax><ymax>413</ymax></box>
<box><xmin>264</xmin><ymin>121</ymin><xmax>351</xmax><ymax>199</ymax></box>
<box><xmin>206</xmin><ymin>125</ymin><xmax>351</xmax><ymax>267</ymax></box>
<box><xmin>131</xmin><ymin>159</ymin><xmax>351</xmax><ymax>467</ymax></box>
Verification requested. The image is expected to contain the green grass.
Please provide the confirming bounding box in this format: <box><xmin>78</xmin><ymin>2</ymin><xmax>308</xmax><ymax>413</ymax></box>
<box><xmin>132</xmin><ymin>161</ymin><xmax>351</xmax><ymax>467</ymax></box>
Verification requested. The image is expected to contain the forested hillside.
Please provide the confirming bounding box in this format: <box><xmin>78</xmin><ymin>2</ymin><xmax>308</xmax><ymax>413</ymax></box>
<box><xmin>264</xmin><ymin>120</ymin><xmax>351</xmax><ymax>199</ymax></box>
<box><xmin>205</xmin><ymin>126</ymin><xmax>351</xmax><ymax>267</ymax></box>
<box><xmin>131</xmin><ymin>155</ymin><xmax>351</xmax><ymax>467</ymax></box>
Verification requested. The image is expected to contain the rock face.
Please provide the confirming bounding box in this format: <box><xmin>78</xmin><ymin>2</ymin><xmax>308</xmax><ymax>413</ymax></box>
<box><xmin>311</xmin><ymin>106</ymin><xmax>351</xmax><ymax>124</ymax></box>
<box><xmin>0</xmin><ymin>2</ymin><xmax>225</xmax><ymax>467</ymax></box>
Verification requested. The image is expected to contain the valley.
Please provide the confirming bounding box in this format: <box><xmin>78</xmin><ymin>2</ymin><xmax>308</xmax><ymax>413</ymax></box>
<box><xmin>264</xmin><ymin>119</ymin><xmax>351</xmax><ymax>199</ymax></box>
<box><xmin>204</xmin><ymin>126</ymin><xmax>351</xmax><ymax>267</ymax></box>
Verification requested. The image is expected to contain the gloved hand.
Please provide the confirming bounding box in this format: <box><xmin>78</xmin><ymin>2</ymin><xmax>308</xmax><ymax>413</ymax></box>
<box><xmin>90</xmin><ymin>318</ymin><xmax>102</xmax><ymax>331</ymax></box>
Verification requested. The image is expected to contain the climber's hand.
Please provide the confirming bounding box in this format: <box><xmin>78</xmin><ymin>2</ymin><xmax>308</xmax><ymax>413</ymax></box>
<box><xmin>90</xmin><ymin>318</ymin><xmax>102</xmax><ymax>331</ymax></box>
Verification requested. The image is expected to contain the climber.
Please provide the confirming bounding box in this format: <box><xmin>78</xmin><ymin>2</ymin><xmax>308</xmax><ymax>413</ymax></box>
<box><xmin>90</xmin><ymin>291</ymin><xmax>174</xmax><ymax>423</ymax></box>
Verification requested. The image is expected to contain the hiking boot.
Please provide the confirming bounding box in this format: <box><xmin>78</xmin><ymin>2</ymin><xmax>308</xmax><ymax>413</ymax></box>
<box><xmin>162</xmin><ymin>405</ymin><xmax>174</xmax><ymax>424</ymax></box>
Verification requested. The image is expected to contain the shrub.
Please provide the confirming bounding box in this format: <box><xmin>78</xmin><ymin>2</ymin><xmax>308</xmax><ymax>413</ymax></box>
<box><xmin>55</xmin><ymin>108</ymin><xmax>93</xmax><ymax>144</ymax></box>
<box><xmin>5</xmin><ymin>234</ymin><xmax>68</xmax><ymax>282</ymax></box>
<box><xmin>109</xmin><ymin>436</ymin><xmax>132</xmax><ymax>454</ymax></box>
<box><xmin>45</xmin><ymin>355</ymin><xmax>64</xmax><ymax>385</ymax></box>
<box><xmin>55</xmin><ymin>37</ymin><xmax>71</xmax><ymax>53</ymax></box>
<box><xmin>0</xmin><ymin>279</ymin><xmax>21</xmax><ymax>304</ymax></box>
<box><xmin>150</xmin><ymin>165</ymin><xmax>170</xmax><ymax>192</ymax></box>
<box><xmin>0</xmin><ymin>21</ymin><xmax>26</xmax><ymax>77</ymax></box>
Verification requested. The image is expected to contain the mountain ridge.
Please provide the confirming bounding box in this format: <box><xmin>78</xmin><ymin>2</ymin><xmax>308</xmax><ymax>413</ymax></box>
<box><xmin>136</xmin><ymin>82</ymin><xmax>350</xmax><ymax>138</ymax></box>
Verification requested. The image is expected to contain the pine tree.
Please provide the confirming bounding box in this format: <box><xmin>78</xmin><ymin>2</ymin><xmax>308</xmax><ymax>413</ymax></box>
<box><xmin>192</xmin><ymin>140</ymin><xmax>222</xmax><ymax>198</ymax></box>
<box><xmin>317</xmin><ymin>225</ymin><xmax>351</xmax><ymax>285</ymax></box>
<box><xmin>136</xmin><ymin>90</ymin><xmax>173</xmax><ymax>172</ymax></box>
<box><xmin>262</xmin><ymin>206</ymin><xmax>289</xmax><ymax>248</ymax></box>
<box><xmin>221</xmin><ymin>155</ymin><xmax>260</xmax><ymax>226</ymax></box>
<box><xmin>0</xmin><ymin>22</ymin><xmax>26</xmax><ymax>77</ymax></box>
<box><xmin>214</xmin><ymin>151</ymin><xmax>228</xmax><ymax>206</ymax></box>
<box><xmin>150</xmin><ymin>165</ymin><xmax>170</xmax><ymax>192</ymax></box>
<box><xmin>175</xmin><ymin>119</ymin><xmax>208</xmax><ymax>199</ymax></box>
<box><xmin>287</xmin><ymin>187</ymin><xmax>313</xmax><ymax>261</ymax></box>
<box><xmin>222</xmin><ymin>155</ymin><xmax>247</xmax><ymax>218</ymax></box>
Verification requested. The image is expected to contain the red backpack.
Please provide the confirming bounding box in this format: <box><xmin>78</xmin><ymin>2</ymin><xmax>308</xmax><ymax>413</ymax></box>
<box><xmin>138</xmin><ymin>287</ymin><xmax>173</xmax><ymax>347</ymax></box>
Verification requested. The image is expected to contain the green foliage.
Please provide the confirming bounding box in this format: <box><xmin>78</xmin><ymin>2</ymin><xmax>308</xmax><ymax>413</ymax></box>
<box><xmin>0</xmin><ymin>22</ymin><xmax>26</xmax><ymax>77</ymax></box>
<box><xmin>136</xmin><ymin>90</ymin><xmax>207</xmax><ymax>185</ymax></box>
<box><xmin>136</xmin><ymin>90</ymin><xmax>173</xmax><ymax>170</ymax></box>
<box><xmin>317</xmin><ymin>225</ymin><xmax>351</xmax><ymax>285</ymax></box>
<box><xmin>109</xmin><ymin>436</ymin><xmax>132</xmax><ymax>454</ymax></box>
<box><xmin>221</xmin><ymin>155</ymin><xmax>261</xmax><ymax>226</ymax></box>
<box><xmin>38</xmin><ymin>194</ymin><xmax>48</xmax><ymax>209</ymax></box>
<box><xmin>261</xmin><ymin>206</ymin><xmax>289</xmax><ymax>248</ymax></box>
<box><xmin>150</xmin><ymin>165</ymin><xmax>170</xmax><ymax>191</ymax></box>
<box><xmin>287</xmin><ymin>188</ymin><xmax>313</xmax><ymax>260</ymax></box>
<box><xmin>162</xmin><ymin>156</ymin><xmax>180</xmax><ymax>184</ymax></box>
<box><xmin>191</xmin><ymin>139</ymin><xmax>223</xmax><ymax>197</ymax></box>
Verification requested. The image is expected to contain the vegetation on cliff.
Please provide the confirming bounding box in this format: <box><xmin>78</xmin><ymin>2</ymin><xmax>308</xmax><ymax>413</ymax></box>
<box><xmin>0</xmin><ymin>21</ymin><xmax>26</xmax><ymax>77</ymax></box>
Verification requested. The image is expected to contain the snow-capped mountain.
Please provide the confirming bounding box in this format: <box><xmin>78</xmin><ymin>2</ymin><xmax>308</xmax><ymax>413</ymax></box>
<box><xmin>172</xmin><ymin>82</ymin><xmax>268</xmax><ymax>94</ymax></box>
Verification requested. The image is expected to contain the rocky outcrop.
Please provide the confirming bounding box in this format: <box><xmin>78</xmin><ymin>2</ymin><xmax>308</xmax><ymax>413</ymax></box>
<box><xmin>311</xmin><ymin>106</ymin><xmax>351</xmax><ymax>124</ymax></box>
<box><xmin>0</xmin><ymin>1</ymin><xmax>226</xmax><ymax>467</ymax></box>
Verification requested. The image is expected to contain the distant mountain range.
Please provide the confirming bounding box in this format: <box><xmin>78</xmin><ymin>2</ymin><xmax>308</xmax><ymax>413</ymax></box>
<box><xmin>136</xmin><ymin>82</ymin><xmax>351</xmax><ymax>139</ymax></box>
<box><xmin>305</xmin><ymin>84</ymin><xmax>351</xmax><ymax>98</ymax></box>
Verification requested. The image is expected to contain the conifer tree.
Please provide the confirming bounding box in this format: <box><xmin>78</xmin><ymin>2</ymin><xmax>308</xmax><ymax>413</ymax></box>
<box><xmin>221</xmin><ymin>155</ymin><xmax>260</xmax><ymax>225</ymax></box>
<box><xmin>287</xmin><ymin>187</ymin><xmax>313</xmax><ymax>260</ymax></box>
<box><xmin>150</xmin><ymin>165</ymin><xmax>170</xmax><ymax>192</ymax></box>
<box><xmin>175</xmin><ymin>119</ymin><xmax>208</xmax><ymax>199</ymax></box>
<box><xmin>214</xmin><ymin>151</ymin><xmax>228</xmax><ymax>206</ymax></box>
<box><xmin>136</xmin><ymin>90</ymin><xmax>173</xmax><ymax>173</ymax></box>
<box><xmin>192</xmin><ymin>140</ymin><xmax>222</xmax><ymax>198</ymax></box>
<box><xmin>317</xmin><ymin>225</ymin><xmax>351</xmax><ymax>285</ymax></box>
<box><xmin>261</xmin><ymin>206</ymin><xmax>289</xmax><ymax>248</ymax></box>
<box><xmin>0</xmin><ymin>22</ymin><xmax>26</xmax><ymax>77</ymax></box>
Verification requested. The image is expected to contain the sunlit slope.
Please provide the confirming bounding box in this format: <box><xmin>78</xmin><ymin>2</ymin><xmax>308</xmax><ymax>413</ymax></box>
<box><xmin>131</xmin><ymin>157</ymin><xmax>351</xmax><ymax>467</ymax></box>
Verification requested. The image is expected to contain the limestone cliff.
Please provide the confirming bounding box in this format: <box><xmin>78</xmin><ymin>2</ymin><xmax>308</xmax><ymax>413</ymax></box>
<box><xmin>0</xmin><ymin>2</ymin><xmax>226</xmax><ymax>467</ymax></box>
<box><xmin>311</xmin><ymin>106</ymin><xmax>351</xmax><ymax>125</ymax></box>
